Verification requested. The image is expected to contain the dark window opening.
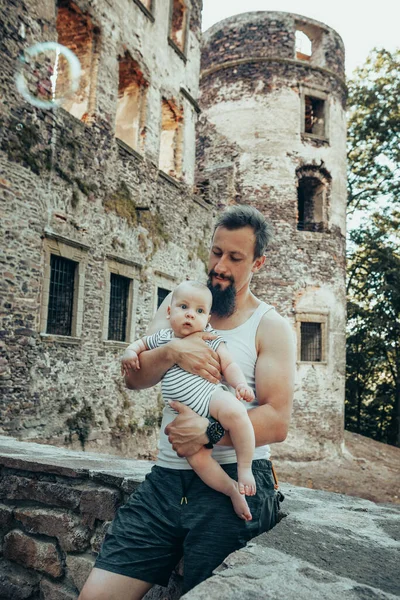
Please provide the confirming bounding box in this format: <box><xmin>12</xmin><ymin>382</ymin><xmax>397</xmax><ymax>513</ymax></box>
<box><xmin>301</xmin><ymin>322</ymin><xmax>322</xmax><ymax>362</ymax></box>
<box><xmin>297</xmin><ymin>176</ymin><xmax>325</xmax><ymax>232</ymax></box>
<box><xmin>305</xmin><ymin>96</ymin><xmax>325</xmax><ymax>137</ymax></box>
<box><xmin>170</xmin><ymin>0</ymin><xmax>187</xmax><ymax>53</ymax></box>
<box><xmin>47</xmin><ymin>255</ymin><xmax>76</xmax><ymax>336</ymax></box>
<box><xmin>157</xmin><ymin>287</ymin><xmax>170</xmax><ymax>309</ymax></box>
<box><xmin>108</xmin><ymin>273</ymin><xmax>130</xmax><ymax>341</ymax></box>
<box><xmin>196</xmin><ymin>179</ymin><xmax>210</xmax><ymax>203</ymax></box>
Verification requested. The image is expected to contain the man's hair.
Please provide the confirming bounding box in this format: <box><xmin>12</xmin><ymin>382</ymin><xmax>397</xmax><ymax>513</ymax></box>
<box><xmin>214</xmin><ymin>205</ymin><xmax>273</xmax><ymax>258</ymax></box>
<box><xmin>171</xmin><ymin>280</ymin><xmax>212</xmax><ymax>310</ymax></box>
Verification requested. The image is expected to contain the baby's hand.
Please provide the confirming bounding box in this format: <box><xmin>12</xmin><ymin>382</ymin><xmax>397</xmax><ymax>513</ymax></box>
<box><xmin>121</xmin><ymin>349</ymin><xmax>140</xmax><ymax>375</ymax></box>
<box><xmin>235</xmin><ymin>383</ymin><xmax>255</xmax><ymax>403</ymax></box>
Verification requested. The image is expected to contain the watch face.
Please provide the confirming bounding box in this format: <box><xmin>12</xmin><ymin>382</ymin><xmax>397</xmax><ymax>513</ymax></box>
<box><xmin>208</xmin><ymin>421</ymin><xmax>224</xmax><ymax>444</ymax></box>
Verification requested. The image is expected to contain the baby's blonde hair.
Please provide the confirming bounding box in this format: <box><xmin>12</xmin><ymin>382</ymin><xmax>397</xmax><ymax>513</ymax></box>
<box><xmin>171</xmin><ymin>280</ymin><xmax>212</xmax><ymax>310</ymax></box>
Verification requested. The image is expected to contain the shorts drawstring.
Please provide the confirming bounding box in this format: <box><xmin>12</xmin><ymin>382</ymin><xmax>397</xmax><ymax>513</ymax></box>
<box><xmin>179</xmin><ymin>471</ymin><xmax>196</xmax><ymax>505</ymax></box>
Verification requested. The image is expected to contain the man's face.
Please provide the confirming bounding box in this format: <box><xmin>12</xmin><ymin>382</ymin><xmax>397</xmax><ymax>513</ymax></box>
<box><xmin>168</xmin><ymin>285</ymin><xmax>211</xmax><ymax>337</ymax></box>
<box><xmin>207</xmin><ymin>226</ymin><xmax>264</xmax><ymax>317</ymax></box>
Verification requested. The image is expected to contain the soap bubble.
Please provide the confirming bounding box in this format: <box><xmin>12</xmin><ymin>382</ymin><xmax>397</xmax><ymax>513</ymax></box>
<box><xmin>15</xmin><ymin>42</ymin><xmax>81</xmax><ymax>110</ymax></box>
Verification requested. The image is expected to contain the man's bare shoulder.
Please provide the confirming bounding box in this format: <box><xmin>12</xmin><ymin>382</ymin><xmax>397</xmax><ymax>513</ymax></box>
<box><xmin>256</xmin><ymin>307</ymin><xmax>294</xmax><ymax>351</ymax></box>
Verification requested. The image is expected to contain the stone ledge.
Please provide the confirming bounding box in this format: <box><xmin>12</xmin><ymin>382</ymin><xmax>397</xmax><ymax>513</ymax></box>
<box><xmin>182</xmin><ymin>486</ymin><xmax>400</xmax><ymax>599</ymax></box>
<box><xmin>0</xmin><ymin>435</ymin><xmax>153</xmax><ymax>481</ymax></box>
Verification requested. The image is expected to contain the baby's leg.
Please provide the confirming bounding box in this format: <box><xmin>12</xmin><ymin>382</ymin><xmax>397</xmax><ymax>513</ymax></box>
<box><xmin>187</xmin><ymin>448</ymin><xmax>252</xmax><ymax>521</ymax></box>
<box><xmin>210</xmin><ymin>390</ymin><xmax>256</xmax><ymax>496</ymax></box>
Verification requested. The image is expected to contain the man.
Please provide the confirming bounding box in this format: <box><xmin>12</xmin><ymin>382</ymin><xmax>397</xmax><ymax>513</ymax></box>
<box><xmin>79</xmin><ymin>205</ymin><xmax>295</xmax><ymax>600</ymax></box>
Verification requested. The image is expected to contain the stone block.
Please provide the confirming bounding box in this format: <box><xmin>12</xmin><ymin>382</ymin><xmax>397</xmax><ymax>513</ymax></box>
<box><xmin>14</xmin><ymin>507</ymin><xmax>91</xmax><ymax>552</ymax></box>
<box><xmin>90</xmin><ymin>520</ymin><xmax>110</xmax><ymax>553</ymax></box>
<box><xmin>0</xmin><ymin>475</ymin><xmax>81</xmax><ymax>508</ymax></box>
<box><xmin>3</xmin><ymin>529</ymin><xmax>63</xmax><ymax>578</ymax></box>
<box><xmin>40</xmin><ymin>579</ymin><xmax>78</xmax><ymax>600</ymax></box>
<box><xmin>0</xmin><ymin>558</ymin><xmax>40</xmax><ymax>600</ymax></box>
<box><xmin>66</xmin><ymin>553</ymin><xmax>95</xmax><ymax>592</ymax></box>
<box><xmin>80</xmin><ymin>487</ymin><xmax>121</xmax><ymax>524</ymax></box>
<box><xmin>0</xmin><ymin>503</ymin><xmax>14</xmax><ymax>528</ymax></box>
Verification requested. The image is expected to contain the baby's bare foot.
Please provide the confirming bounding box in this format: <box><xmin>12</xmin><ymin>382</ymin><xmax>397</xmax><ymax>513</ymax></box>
<box><xmin>238</xmin><ymin>466</ymin><xmax>256</xmax><ymax>496</ymax></box>
<box><xmin>230</xmin><ymin>486</ymin><xmax>252</xmax><ymax>521</ymax></box>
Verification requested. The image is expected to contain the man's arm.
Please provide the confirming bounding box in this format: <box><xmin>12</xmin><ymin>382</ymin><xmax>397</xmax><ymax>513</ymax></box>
<box><xmin>221</xmin><ymin>311</ymin><xmax>295</xmax><ymax>446</ymax></box>
<box><xmin>166</xmin><ymin>311</ymin><xmax>295</xmax><ymax>454</ymax></box>
<box><xmin>124</xmin><ymin>294</ymin><xmax>221</xmax><ymax>390</ymax></box>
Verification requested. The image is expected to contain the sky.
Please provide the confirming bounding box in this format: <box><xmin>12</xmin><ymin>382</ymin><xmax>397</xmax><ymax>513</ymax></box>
<box><xmin>202</xmin><ymin>0</ymin><xmax>400</xmax><ymax>76</ymax></box>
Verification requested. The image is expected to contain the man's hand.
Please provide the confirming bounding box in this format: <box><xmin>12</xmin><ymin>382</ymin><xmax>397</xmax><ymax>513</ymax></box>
<box><xmin>169</xmin><ymin>332</ymin><xmax>221</xmax><ymax>384</ymax></box>
<box><xmin>165</xmin><ymin>402</ymin><xmax>209</xmax><ymax>457</ymax></box>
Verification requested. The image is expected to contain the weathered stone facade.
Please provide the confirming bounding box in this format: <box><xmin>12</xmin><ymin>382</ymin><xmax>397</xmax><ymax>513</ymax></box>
<box><xmin>197</xmin><ymin>12</ymin><xmax>347</xmax><ymax>459</ymax></box>
<box><xmin>1</xmin><ymin>5</ymin><xmax>346</xmax><ymax>459</ymax></box>
<box><xmin>0</xmin><ymin>0</ymin><xmax>212</xmax><ymax>455</ymax></box>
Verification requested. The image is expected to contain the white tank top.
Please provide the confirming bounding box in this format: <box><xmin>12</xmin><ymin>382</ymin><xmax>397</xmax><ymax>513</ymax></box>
<box><xmin>156</xmin><ymin>301</ymin><xmax>275</xmax><ymax>469</ymax></box>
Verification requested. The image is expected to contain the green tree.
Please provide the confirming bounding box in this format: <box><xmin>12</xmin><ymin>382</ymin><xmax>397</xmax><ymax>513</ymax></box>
<box><xmin>346</xmin><ymin>212</ymin><xmax>400</xmax><ymax>446</ymax></box>
<box><xmin>347</xmin><ymin>48</ymin><xmax>400</xmax><ymax>215</ymax></box>
<box><xmin>346</xmin><ymin>48</ymin><xmax>400</xmax><ymax>447</ymax></box>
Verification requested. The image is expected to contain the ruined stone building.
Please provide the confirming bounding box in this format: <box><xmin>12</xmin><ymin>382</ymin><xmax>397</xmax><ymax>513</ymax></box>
<box><xmin>0</xmin><ymin>2</ymin><xmax>347</xmax><ymax>460</ymax></box>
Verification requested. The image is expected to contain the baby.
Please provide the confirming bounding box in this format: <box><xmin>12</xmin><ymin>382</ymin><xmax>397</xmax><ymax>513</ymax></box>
<box><xmin>121</xmin><ymin>280</ymin><xmax>256</xmax><ymax>521</ymax></box>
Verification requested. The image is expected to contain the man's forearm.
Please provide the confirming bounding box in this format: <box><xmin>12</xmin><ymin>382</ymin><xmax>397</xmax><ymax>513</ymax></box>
<box><xmin>218</xmin><ymin>404</ymin><xmax>288</xmax><ymax>447</ymax></box>
<box><xmin>124</xmin><ymin>345</ymin><xmax>174</xmax><ymax>390</ymax></box>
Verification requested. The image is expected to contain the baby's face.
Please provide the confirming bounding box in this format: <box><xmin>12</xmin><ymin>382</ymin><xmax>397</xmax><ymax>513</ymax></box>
<box><xmin>168</xmin><ymin>286</ymin><xmax>211</xmax><ymax>337</ymax></box>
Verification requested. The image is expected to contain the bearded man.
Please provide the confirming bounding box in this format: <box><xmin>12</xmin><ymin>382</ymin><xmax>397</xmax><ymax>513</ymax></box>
<box><xmin>79</xmin><ymin>205</ymin><xmax>295</xmax><ymax>600</ymax></box>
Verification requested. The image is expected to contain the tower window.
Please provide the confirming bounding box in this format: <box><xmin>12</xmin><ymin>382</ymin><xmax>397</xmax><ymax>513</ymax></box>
<box><xmin>47</xmin><ymin>255</ymin><xmax>77</xmax><ymax>336</ymax></box>
<box><xmin>297</xmin><ymin>176</ymin><xmax>325</xmax><ymax>232</ymax></box>
<box><xmin>115</xmin><ymin>52</ymin><xmax>148</xmax><ymax>152</ymax></box>
<box><xmin>304</xmin><ymin>96</ymin><xmax>326</xmax><ymax>137</ymax></box>
<box><xmin>300</xmin><ymin>322</ymin><xmax>322</xmax><ymax>362</ymax></box>
<box><xmin>159</xmin><ymin>98</ymin><xmax>183</xmax><ymax>178</ymax></box>
<box><xmin>108</xmin><ymin>273</ymin><xmax>131</xmax><ymax>342</ymax></box>
<box><xmin>56</xmin><ymin>0</ymin><xmax>100</xmax><ymax>122</ymax></box>
<box><xmin>157</xmin><ymin>287</ymin><xmax>170</xmax><ymax>309</ymax></box>
<box><xmin>296</xmin><ymin>30</ymin><xmax>312</xmax><ymax>61</ymax></box>
<box><xmin>169</xmin><ymin>0</ymin><xmax>188</xmax><ymax>55</ymax></box>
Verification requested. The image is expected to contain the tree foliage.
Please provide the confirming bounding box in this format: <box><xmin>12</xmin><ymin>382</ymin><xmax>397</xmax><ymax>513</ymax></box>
<box><xmin>346</xmin><ymin>49</ymin><xmax>400</xmax><ymax>447</ymax></box>
<box><xmin>347</xmin><ymin>48</ymin><xmax>400</xmax><ymax>215</ymax></box>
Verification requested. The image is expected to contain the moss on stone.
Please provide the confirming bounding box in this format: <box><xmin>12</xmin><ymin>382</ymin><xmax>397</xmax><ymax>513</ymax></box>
<box><xmin>104</xmin><ymin>181</ymin><xmax>138</xmax><ymax>226</ymax></box>
<box><xmin>66</xmin><ymin>403</ymin><xmax>95</xmax><ymax>450</ymax></box>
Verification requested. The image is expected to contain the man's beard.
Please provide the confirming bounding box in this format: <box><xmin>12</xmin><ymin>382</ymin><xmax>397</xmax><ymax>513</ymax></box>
<box><xmin>207</xmin><ymin>271</ymin><xmax>236</xmax><ymax>318</ymax></box>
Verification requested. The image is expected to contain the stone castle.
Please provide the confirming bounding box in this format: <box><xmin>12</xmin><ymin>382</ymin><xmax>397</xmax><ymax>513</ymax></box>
<box><xmin>0</xmin><ymin>1</ymin><xmax>346</xmax><ymax>461</ymax></box>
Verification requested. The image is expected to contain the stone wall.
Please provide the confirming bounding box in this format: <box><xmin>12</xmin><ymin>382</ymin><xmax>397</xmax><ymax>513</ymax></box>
<box><xmin>0</xmin><ymin>436</ymin><xmax>184</xmax><ymax>599</ymax></box>
<box><xmin>197</xmin><ymin>11</ymin><xmax>347</xmax><ymax>460</ymax></box>
<box><xmin>0</xmin><ymin>0</ymin><xmax>212</xmax><ymax>455</ymax></box>
<box><xmin>1</xmin><ymin>437</ymin><xmax>399</xmax><ymax>600</ymax></box>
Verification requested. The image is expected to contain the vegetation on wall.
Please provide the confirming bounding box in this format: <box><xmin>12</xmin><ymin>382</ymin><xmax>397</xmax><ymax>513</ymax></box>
<box><xmin>345</xmin><ymin>49</ymin><xmax>400</xmax><ymax>447</ymax></box>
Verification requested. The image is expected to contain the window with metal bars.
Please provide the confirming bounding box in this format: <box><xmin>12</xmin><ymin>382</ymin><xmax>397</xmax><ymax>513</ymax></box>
<box><xmin>47</xmin><ymin>255</ymin><xmax>77</xmax><ymax>336</ymax></box>
<box><xmin>157</xmin><ymin>287</ymin><xmax>170</xmax><ymax>309</ymax></box>
<box><xmin>108</xmin><ymin>273</ymin><xmax>131</xmax><ymax>341</ymax></box>
<box><xmin>300</xmin><ymin>322</ymin><xmax>322</xmax><ymax>362</ymax></box>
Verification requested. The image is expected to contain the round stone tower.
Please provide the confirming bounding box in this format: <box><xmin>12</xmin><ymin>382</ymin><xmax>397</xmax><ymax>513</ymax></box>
<box><xmin>197</xmin><ymin>12</ymin><xmax>347</xmax><ymax>460</ymax></box>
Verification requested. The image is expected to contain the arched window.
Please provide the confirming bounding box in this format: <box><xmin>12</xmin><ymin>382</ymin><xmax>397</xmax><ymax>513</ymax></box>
<box><xmin>296</xmin><ymin>167</ymin><xmax>331</xmax><ymax>232</ymax></box>
<box><xmin>115</xmin><ymin>52</ymin><xmax>148</xmax><ymax>152</ymax></box>
<box><xmin>295</xmin><ymin>30</ymin><xmax>312</xmax><ymax>61</ymax></box>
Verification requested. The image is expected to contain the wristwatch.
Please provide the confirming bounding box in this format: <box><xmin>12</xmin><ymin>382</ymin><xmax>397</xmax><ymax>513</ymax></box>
<box><xmin>204</xmin><ymin>417</ymin><xmax>225</xmax><ymax>449</ymax></box>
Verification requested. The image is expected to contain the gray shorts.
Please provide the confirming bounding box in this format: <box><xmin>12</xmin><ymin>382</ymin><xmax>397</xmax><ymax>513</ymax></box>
<box><xmin>95</xmin><ymin>459</ymin><xmax>281</xmax><ymax>593</ymax></box>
